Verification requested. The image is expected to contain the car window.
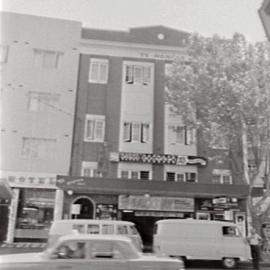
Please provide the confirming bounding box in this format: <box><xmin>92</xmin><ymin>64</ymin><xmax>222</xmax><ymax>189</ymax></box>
<box><xmin>52</xmin><ymin>241</ymin><xmax>86</xmax><ymax>259</ymax></box>
<box><xmin>222</xmin><ymin>226</ymin><xmax>240</xmax><ymax>237</ymax></box>
<box><xmin>72</xmin><ymin>224</ymin><xmax>85</xmax><ymax>233</ymax></box>
<box><xmin>117</xmin><ymin>225</ymin><xmax>128</xmax><ymax>235</ymax></box>
<box><xmin>101</xmin><ymin>224</ymin><xmax>114</xmax><ymax>234</ymax></box>
<box><xmin>130</xmin><ymin>225</ymin><xmax>139</xmax><ymax>235</ymax></box>
<box><xmin>89</xmin><ymin>241</ymin><xmax>123</xmax><ymax>259</ymax></box>
<box><xmin>87</xmin><ymin>224</ymin><xmax>100</xmax><ymax>234</ymax></box>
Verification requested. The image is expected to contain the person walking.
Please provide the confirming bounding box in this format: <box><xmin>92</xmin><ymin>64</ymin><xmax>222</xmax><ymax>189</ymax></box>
<box><xmin>247</xmin><ymin>228</ymin><xmax>262</xmax><ymax>270</ymax></box>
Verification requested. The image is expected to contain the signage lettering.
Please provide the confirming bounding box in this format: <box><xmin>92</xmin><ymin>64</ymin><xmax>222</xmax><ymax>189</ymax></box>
<box><xmin>110</xmin><ymin>152</ymin><xmax>207</xmax><ymax>166</ymax></box>
<box><xmin>119</xmin><ymin>195</ymin><xmax>194</xmax><ymax>212</ymax></box>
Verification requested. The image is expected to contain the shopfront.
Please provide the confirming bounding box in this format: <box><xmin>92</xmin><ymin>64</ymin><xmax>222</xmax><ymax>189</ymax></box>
<box><xmin>14</xmin><ymin>188</ymin><xmax>55</xmax><ymax>241</ymax></box>
<box><xmin>56</xmin><ymin>175</ymin><xmax>250</xmax><ymax>247</ymax></box>
<box><xmin>1</xmin><ymin>172</ymin><xmax>57</xmax><ymax>243</ymax></box>
<box><xmin>0</xmin><ymin>179</ymin><xmax>13</xmax><ymax>242</ymax></box>
<box><xmin>195</xmin><ymin>196</ymin><xmax>247</xmax><ymax>236</ymax></box>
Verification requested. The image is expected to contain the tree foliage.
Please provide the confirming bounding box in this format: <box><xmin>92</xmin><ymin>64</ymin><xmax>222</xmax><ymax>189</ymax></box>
<box><xmin>166</xmin><ymin>33</ymin><xmax>270</xmax><ymax>223</ymax></box>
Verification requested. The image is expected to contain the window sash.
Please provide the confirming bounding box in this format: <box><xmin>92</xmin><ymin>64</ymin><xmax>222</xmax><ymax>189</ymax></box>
<box><xmin>123</xmin><ymin>123</ymin><xmax>132</xmax><ymax>142</ymax></box>
<box><xmin>34</xmin><ymin>49</ymin><xmax>62</xmax><ymax>69</ymax></box>
<box><xmin>125</xmin><ymin>64</ymin><xmax>151</xmax><ymax>85</ymax></box>
<box><xmin>85</xmin><ymin>116</ymin><xmax>105</xmax><ymax>142</ymax></box>
<box><xmin>89</xmin><ymin>59</ymin><xmax>108</xmax><ymax>83</ymax></box>
<box><xmin>141</xmin><ymin>123</ymin><xmax>150</xmax><ymax>143</ymax></box>
<box><xmin>132</xmin><ymin>123</ymin><xmax>141</xmax><ymax>142</ymax></box>
<box><xmin>166</xmin><ymin>172</ymin><xmax>175</xmax><ymax>182</ymax></box>
<box><xmin>22</xmin><ymin>137</ymin><xmax>56</xmax><ymax>159</ymax></box>
<box><xmin>185</xmin><ymin>172</ymin><xmax>197</xmax><ymax>182</ymax></box>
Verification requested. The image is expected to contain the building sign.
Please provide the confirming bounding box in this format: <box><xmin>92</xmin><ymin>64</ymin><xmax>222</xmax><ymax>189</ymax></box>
<box><xmin>118</xmin><ymin>195</ymin><xmax>194</xmax><ymax>212</ymax></box>
<box><xmin>198</xmin><ymin>197</ymin><xmax>239</xmax><ymax>211</ymax></box>
<box><xmin>110</xmin><ymin>152</ymin><xmax>207</xmax><ymax>167</ymax></box>
<box><xmin>135</xmin><ymin>211</ymin><xmax>184</xmax><ymax>217</ymax></box>
<box><xmin>0</xmin><ymin>172</ymin><xmax>57</xmax><ymax>189</ymax></box>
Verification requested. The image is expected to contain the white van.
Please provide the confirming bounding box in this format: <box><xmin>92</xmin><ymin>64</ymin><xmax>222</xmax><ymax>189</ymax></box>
<box><xmin>48</xmin><ymin>219</ymin><xmax>143</xmax><ymax>251</ymax></box>
<box><xmin>153</xmin><ymin>219</ymin><xmax>251</xmax><ymax>269</ymax></box>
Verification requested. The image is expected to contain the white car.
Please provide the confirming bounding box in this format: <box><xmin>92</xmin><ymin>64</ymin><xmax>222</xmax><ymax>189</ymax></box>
<box><xmin>0</xmin><ymin>234</ymin><xmax>185</xmax><ymax>270</ymax></box>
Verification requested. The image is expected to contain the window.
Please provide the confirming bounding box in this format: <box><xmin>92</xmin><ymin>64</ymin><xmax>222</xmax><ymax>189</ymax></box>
<box><xmin>21</xmin><ymin>137</ymin><xmax>56</xmax><ymax>159</ymax></box>
<box><xmin>87</xmin><ymin>224</ymin><xmax>100</xmax><ymax>234</ymax></box>
<box><xmin>140</xmin><ymin>171</ymin><xmax>150</xmax><ymax>180</ymax></box>
<box><xmin>81</xmin><ymin>161</ymin><xmax>100</xmax><ymax>177</ymax></box>
<box><xmin>123</xmin><ymin>122</ymin><xmax>150</xmax><ymax>143</ymax></box>
<box><xmin>168</xmin><ymin>125</ymin><xmax>194</xmax><ymax>145</ymax></box>
<box><xmin>222</xmin><ymin>226</ymin><xmax>240</xmax><ymax>237</ymax></box>
<box><xmin>212</xmin><ymin>169</ymin><xmax>232</xmax><ymax>184</ymax></box>
<box><xmin>185</xmin><ymin>172</ymin><xmax>197</xmax><ymax>182</ymax></box>
<box><xmin>119</xmin><ymin>170</ymin><xmax>151</xmax><ymax>180</ymax></box>
<box><xmin>125</xmin><ymin>64</ymin><xmax>151</xmax><ymax>85</ymax></box>
<box><xmin>34</xmin><ymin>49</ymin><xmax>63</xmax><ymax>69</ymax></box>
<box><xmin>117</xmin><ymin>225</ymin><xmax>128</xmax><ymax>235</ymax></box>
<box><xmin>165</xmin><ymin>172</ymin><xmax>194</xmax><ymax>182</ymax></box>
<box><xmin>102</xmin><ymin>224</ymin><xmax>114</xmax><ymax>234</ymax></box>
<box><xmin>84</xmin><ymin>115</ymin><xmax>105</xmax><ymax>142</ymax></box>
<box><xmin>89</xmin><ymin>58</ymin><xmax>108</xmax><ymax>84</ymax></box>
<box><xmin>131</xmin><ymin>171</ymin><xmax>139</xmax><ymax>179</ymax></box>
<box><xmin>176</xmin><ymin>173</ymin><xmax>185</xmax><ymax>182</ymax></box>
<box><xmin>28</xmin><ymin>92</ymin><xmax>60</xmax><ymax>112</ymax></box>
<box><xmin>166</xmin><ymin>172</ymin><xmax>175</xmax><ymax>182</ymax></box>
<box><xmin>121</xmin><ymin>170</ymin><xmax>129</xmax><ymax>178</ymax></box>
<box><xmin>0</xmin><ymin>45</ymin><xmax>9</xmax><ymax>64</ymax></box>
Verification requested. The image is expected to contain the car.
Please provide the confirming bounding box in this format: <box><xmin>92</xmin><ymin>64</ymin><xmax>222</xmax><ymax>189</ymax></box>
<box><xmin>0</xmin><ymin>234</ymin><xmax>185</xmax><ymax>270</ymax></box>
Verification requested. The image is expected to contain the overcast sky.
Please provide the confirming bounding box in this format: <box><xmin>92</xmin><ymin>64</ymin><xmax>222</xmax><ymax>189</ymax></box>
<box><xmin>1</xmin><ymin>0</ymin><xmax>267</xmax><ymax>42</ymax></box>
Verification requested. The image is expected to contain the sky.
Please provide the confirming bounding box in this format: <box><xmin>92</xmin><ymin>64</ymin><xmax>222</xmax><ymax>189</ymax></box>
<box><xmin>1</xmin><ymin>0</ymin><xmax>267</xmax><ymax>42</ymax></box>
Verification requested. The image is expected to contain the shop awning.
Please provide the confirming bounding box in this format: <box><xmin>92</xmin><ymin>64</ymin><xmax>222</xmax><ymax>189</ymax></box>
<box><xmin>56</xmin><ymin>175</ymin><xmax>250</xmax><ymax>198</ymax></box>
<box><xmin>0</xmin><ymin>179</ymin><xmax>13</xmax><ymax>200</ymax></box>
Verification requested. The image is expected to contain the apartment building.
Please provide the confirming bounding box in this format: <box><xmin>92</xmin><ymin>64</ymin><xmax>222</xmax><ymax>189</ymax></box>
<box><xmin>55</xmin><ymin>25</ymin><xmax>249</xmax><ymax>245</ymax></box>
<box><xmin>0</xmin><ymin>12</ymin><xmax>81</xmax><ymax>242</ymax></box>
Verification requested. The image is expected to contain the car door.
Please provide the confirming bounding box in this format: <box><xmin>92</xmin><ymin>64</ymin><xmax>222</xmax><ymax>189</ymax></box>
<box><xmin>88</xmin><ymin>240</ymin><xmax>127</xmax><ymax>270</ymax></box>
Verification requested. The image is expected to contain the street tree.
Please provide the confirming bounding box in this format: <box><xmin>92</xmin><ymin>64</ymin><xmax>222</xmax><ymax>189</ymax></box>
<box><xmin>166</xmin><ymin>33</ymin><xmax>270</xmax><ymax>228</ymax></box>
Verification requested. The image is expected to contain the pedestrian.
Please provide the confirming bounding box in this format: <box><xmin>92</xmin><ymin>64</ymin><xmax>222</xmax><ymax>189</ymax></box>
<box><xmin>247</xmin><ymin>228</ymin><xmax>262</xmax><ymax>270</ymax></box>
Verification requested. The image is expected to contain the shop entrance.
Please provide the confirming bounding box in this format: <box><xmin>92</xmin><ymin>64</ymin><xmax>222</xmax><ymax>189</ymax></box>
<box><xmin>71</xmin><ymin>196</ymin><xmax>94</xmax><ymax>219</ymax></box>
<box><xmin>0</xmin><ymin>201</ymin><xmax>9</xmax><ymax>242</ymax></box>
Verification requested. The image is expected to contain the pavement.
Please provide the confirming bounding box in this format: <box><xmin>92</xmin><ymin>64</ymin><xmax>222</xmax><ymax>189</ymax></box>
<box><xmin>0</xmin><ymin>242</ymin><xmax>270</xmax><ymax>267</ymax></box>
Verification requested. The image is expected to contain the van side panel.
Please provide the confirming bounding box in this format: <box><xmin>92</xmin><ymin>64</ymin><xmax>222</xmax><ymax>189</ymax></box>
<box><xmin>154</xmin><ymin>221</ymin><xmax>251</xmax><ymax>262</ymax></box>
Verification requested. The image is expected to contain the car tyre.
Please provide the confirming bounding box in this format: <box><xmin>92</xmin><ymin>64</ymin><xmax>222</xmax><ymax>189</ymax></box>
<box><xmin>222</xmin><ymin>257</ymin><xmax>237</xmax><ymax>269</ymax></box>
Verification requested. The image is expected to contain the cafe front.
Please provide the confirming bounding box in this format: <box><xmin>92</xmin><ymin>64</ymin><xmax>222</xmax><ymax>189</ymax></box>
<box><xmin>55</xmin><ymin>175</ymin><xmax>249</xmax><ymax>246</ymax></box>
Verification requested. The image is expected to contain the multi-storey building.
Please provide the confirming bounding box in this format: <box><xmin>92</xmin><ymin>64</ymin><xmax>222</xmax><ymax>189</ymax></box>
<box><xmin>55</xmin><ymin>25</ymin><xmax>249</xmax><ymax>245</ymax></box>
<box><xmin>0</xmin><ymin>12</ymin><xmax>81</xmax><ymax>242</ymax></box>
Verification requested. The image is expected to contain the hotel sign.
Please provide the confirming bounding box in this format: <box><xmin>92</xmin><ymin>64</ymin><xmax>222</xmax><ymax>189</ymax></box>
<box><xmin>110</xmin><ymin>152</ymin><xmax>207</xmax><ymax>167</ymax></box>
<box><xmin>118</xmin><ymin>195</ymin><xmax>194</xmax><ymax>212</ymax></box>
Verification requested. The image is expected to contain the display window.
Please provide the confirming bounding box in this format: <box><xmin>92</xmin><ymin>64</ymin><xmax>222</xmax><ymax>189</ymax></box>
<box><xmin>15</xmin><ymin>188</ymin><xmax>55</xmax><ymax>232</ymax></box>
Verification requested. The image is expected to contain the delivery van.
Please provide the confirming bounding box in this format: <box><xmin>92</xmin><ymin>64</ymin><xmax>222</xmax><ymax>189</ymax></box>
<box><xmin>48</xmin><ymin>219</ymin><xmax>143</xmax><ymax>251</ymax></box>
<box><xmin>153</xmin><ymin>219</ymin><xmax>251</xmax><ymax>269</ymax></box>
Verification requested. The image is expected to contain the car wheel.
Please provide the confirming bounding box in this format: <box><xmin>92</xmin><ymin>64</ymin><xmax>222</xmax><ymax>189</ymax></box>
<box><xmin>222</xmin><ymin>257</ymin><xmax>237</xmax><ymax>269</ymax></box>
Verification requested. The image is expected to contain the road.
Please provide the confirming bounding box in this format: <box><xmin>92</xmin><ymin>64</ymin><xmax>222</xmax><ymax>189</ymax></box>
<box><xmin>0</xmin><ymin>247</ymin><xmax>268</xmax><ymax>269</ymax></box>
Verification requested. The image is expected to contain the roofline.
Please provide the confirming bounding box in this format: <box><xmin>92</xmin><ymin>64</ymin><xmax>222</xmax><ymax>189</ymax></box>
<box><xmin>80</xmin><ymin>38</ymin><xmax>187</xmax><ymax>53</ymax></box>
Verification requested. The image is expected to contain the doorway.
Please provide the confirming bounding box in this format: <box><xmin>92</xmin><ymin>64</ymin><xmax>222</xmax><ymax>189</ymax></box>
<box><xmin>71</xmin><ymin>196</ymin><xmax>94</xmax><ymax>219</ymax></box>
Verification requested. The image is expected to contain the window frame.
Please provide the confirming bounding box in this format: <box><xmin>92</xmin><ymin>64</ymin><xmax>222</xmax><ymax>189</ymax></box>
<box><xmin>21</xmin><ymin>137</ymin><xmax>56</xmax><ymax>160</ymax></box>
<box><xmin>84</xmin><ymin>114</ymin><xmax>105</xmax><ymax>142</ymax></box>
<box><xmin>125</xmin><ymin>64</ymin><xmax>152</xmax><ymax>85</ymax></box>
<box><xmin>81</xmin><ymin>161</ymin><xmax>100</xmax><ymax>177</ymax></box>
<box><xmin>88</xmin><ymin>58</ymin><xmax>109</xmax><ymax>84</ymax></box>
<box><xmin>33</xmin><ymin>49</ymin><xmax>63</xmax><ymax>69</ymax></box>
